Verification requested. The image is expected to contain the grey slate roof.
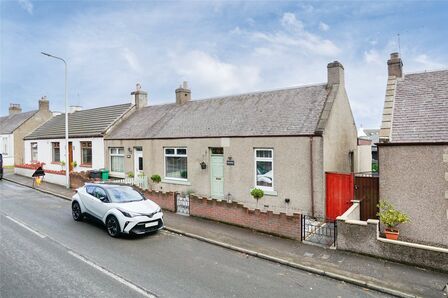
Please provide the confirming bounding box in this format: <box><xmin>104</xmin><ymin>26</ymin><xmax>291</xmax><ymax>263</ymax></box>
<box><xmin>0</xmin><ymin>110</ymin><xmax>37</xmax><ymax>134</ymax></box>
<box><xmin>106</xmin><ymin>84</ymin><xmax>329</xmax><ymax>139</ymax></box>
<box><xmin>24</xmin><ymin>103</ymin><xmax>131</xmax><ymax>140</ymax></box>
<box><xmin>391</xmin><ymin>70</ymin><xmax>448</xmax><ymax>143</ymax></box>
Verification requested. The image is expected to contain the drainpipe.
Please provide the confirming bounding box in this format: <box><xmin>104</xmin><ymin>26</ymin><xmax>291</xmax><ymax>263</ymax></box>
<box><xmin>310</xmin><ymin>136</ymin><xmax>315</xmax><ymax>217</ymax></box>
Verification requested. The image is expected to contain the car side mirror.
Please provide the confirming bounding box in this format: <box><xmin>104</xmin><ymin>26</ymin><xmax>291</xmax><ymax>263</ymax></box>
<box><xmin>99</xmin><ymin>196</ymin><xmax>108</xmax><ymax>203</ymax></box>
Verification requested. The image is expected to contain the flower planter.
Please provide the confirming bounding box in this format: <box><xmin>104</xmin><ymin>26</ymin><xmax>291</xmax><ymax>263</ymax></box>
<box><xmin>385</xmin><ymin>229</ymin><xmax>399</xmax><ymax>240</ymax></box>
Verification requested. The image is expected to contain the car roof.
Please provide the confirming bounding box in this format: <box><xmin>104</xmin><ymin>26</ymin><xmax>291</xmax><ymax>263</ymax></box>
<box><xmin>84</xmin><ymin>183</ymin><xmax>136</xmax><ymax>189</ymax></box>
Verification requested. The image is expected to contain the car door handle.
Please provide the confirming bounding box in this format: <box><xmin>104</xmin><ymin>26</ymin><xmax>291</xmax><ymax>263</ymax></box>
<box><xmin>216</xmin><ymin>177</ymin><xmax>222</xmax><ymax>180</ymax></box>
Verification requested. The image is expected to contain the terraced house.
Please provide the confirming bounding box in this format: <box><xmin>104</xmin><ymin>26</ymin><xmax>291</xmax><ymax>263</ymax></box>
<box><xmin>22</xmin><ymin>101</ymin><xmax>136</xmax><ymax>174</ymax></box>
<box><xmin>104</xmin><ymin>61</ymin><xmax>359</xmax><ymax>216</ymax></box>
<box><xmin>379</xmin><ymin>53</ymin><xmax>448</xmax><ymax>247</ymax></box>
<box><xmin>0</xmin><ymin>98</ymin><xmax>52</xmax><ymax>166</ymax></box>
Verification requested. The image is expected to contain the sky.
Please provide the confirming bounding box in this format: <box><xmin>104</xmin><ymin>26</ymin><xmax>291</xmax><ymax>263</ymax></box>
<box><xmin>1</xmin><ymin>0</ymin><xmax>447</xmax><ymax>128</ymax></box>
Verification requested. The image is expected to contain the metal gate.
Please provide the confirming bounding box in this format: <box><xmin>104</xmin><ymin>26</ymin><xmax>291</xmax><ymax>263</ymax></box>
<box><xmin>301</xmin><ymin>215</ymin><xmax>337</xmax><ymax>247</ymax></box>
<box><xmin>326</xmin><ymin>172</ymin><xmax>354</xmax><ymax>220</ymax></box>
<box><xmin>176</xmin><ymin>193</ymin><xmax>190</xmax><ymax>216</ymax></box>
<box><xmin>354</xmin><ymin>173</ymin><xmax>379</xmax><ymax>221</ymax></box>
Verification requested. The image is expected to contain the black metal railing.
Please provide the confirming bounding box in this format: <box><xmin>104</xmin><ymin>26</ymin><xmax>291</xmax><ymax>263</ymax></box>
<box><xmin>301</xmin><ymin>215</ymin><xmax>337</xmax><ymax>247</ymax></box>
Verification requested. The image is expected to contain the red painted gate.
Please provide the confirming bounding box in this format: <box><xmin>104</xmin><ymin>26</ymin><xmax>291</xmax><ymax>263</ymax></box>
<box><xmin>326</xmin><ymin>172</ymin><xmax>354</xmax><ymax>220</ymax></box>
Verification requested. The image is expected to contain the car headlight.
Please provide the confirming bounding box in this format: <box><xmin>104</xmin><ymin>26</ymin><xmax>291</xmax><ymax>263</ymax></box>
<box><xmin>118</xmin><ymin>209</ymin><xmax>140</xmax><ymax>218</ymax></box>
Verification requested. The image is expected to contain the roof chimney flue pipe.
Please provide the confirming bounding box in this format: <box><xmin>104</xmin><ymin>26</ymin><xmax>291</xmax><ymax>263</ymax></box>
<box><xmin>175</xmin><ymin>81</ymin><xmax>191</xmax><ymax>105</ymax></box>
<box><xmin>387</xmin><ymin>52</ymin><xmax>403</xmax><ymax>78</ymax></box>
<box><xmin>327</xmin><ymin>61</ymin><xmax>345</xmax><ymax>88</ymax></box>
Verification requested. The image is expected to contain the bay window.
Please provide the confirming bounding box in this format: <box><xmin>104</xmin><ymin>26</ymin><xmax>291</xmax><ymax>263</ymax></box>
<box><xmin>110</xmin><ymin>147</ymin><xmax>124</xmax><ymax>173</ymax></box>
<box><xmin>254</xmin><ymin>149</ymin><xmax>274</xmax><ymax>191</ymax></box>
<box><xmin>165</xmin><ymin>148</ymin><xmax>187</xmax><ymax>180</ymax></box>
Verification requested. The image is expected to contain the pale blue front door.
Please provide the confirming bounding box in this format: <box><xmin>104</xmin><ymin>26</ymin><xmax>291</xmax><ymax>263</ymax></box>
<box><xmin>210</xmin><ymin>154</ymin><xmax>224</xmax><ymax>198</ymax></box>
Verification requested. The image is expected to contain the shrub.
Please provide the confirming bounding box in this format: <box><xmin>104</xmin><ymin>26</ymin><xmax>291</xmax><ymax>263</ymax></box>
<box><xmin>250</xmin><ymin>188</ymin><xmax>264</xmax><ymax>200</ymax></box>
<box><xmin>150</xmin><ymin>174</ymin><xmax>161</xmax><ymax>183</ymax></box>
<box><xmin>377</xmin><ymin>200</ymin><xmax>410</xmax><ymax>230</ymax></box>
<box><xmin>127</xmin><ymin>171</ymin><xmax>134</xmax><ymax>178</ymax></box>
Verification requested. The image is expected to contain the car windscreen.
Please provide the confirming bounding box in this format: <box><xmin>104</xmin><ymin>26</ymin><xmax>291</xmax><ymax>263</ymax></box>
<box><xmin>107</xmin><ymin>187</ymin><xmax>144</xmax><ymax>203</ymax></box>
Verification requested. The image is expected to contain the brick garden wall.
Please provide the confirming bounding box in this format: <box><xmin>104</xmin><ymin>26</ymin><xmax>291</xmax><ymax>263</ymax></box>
<box><xmin>143</xmin><ymin>190</ymin><xmax>176</xmax><ymax>212</ymax></box>
<box><xmin>189</xmin><ymin>195</ymin><xmax>301</xmax><ymax>240</ymax></box>
<box><xmin>140</xmin><ymin>191</ymin><xmax>301</xmax><ymax>239</ymax></box>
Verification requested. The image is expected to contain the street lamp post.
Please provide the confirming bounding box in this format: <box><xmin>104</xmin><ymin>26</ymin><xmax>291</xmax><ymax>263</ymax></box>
<box><xmin>41</xmin><ymin>52</ymin><xmax>70</xmax><ymax>189</ymax></box>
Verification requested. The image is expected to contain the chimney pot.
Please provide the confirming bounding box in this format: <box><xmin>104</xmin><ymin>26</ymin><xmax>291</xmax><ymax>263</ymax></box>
<box><xmin>131</xmin><ymin>83</ymin><xmax>148</xmax><ymax>109</ymax></box>
<box><xmin>9</xmin><ymin>103</ymin><xmax>22</xmax><ymax>115</ymax></box>
<box><xmin>387</xmin><ymin>52</ymin><xmax>403</xmax><ymax>78</ymax></box>
<box><xmin>327</xmin><ymin>61</ymin><xmax>345</xmax><ymax>87</ymax></box>
<box><xmin>175</xmin><ymin>81</ymin><xmax>191</xmax><ymax>105</ymax></box>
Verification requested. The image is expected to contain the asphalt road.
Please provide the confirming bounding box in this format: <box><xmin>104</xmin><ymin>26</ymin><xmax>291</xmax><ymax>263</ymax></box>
<box><xmin>0</xmin><ymin>180</ymin><xmax>390</xmax><ymax>298</ymax></box>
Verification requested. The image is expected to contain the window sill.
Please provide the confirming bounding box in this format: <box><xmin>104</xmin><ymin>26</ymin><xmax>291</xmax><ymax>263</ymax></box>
<box><xmin>79</xmin><ymin>163</ymin><xmax>92</xmax><ymax>168</ymax></box>
<box><xmin>263</xmin><ymin>190</ymin><xmax>278</xmax><ymax>196</ymax></box>
<box><xmin>51</xmin><ymin>162</ymin><xmax>62</xmax><ymax>165</ymax></box>
<box><xmin>162</xmin><ymin>179</ymin><xmax>191</xmax><ymax>186</ymax></box>
<box><xmin>251</xmin><ymin>188</ymin><xmax>277</xmax><ymax>196</ymax></box>
<box><xmin>109</xmin><ymin>172</ymin><xmax>125</xmax><ymax>179</ymax></box>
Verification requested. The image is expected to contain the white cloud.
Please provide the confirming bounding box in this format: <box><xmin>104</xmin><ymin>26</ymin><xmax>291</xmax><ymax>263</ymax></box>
<box><xmin>364</xmin><ymin>49</ymin><xmax>382</xmax><ymax>64</ymax></box>
<box><xmin>17</xmin><ymin>0</ymin><xmax>33</xmax><ymax>14</ymax></box>
<box><xmin>172</xmin><ymin>50</ymin><xmax>260</xmax><ymax>95</ymax></box>
<box><xmin>121</xmin><ymin>48</ymin><xmax>142</xmax><ymax>73</ymax></box>
<box><xmin>413</xmin><ymin>54</ymin><xmax>445</xmax><ymax>70</ymax></box>
<box><xmin>319</xmin><ymin>22</ymin><xmax>329</xmax><ymax>32</ymax></box>
<box><xmin>251</xmin><ymin>12</ymin><xmax>339</xmax><ymax>57</ymax></box>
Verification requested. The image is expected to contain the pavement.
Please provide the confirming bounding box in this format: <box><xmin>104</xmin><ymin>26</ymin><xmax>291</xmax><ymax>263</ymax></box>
<box><xmin>1</xmin><ymin>179</ymin><xmax>389</xmax><ymax>298</ymax></box>
<box><xmin>3</xmin><ymin>171</ymin><xmax>448</xmax><ymax>298</ymax></box>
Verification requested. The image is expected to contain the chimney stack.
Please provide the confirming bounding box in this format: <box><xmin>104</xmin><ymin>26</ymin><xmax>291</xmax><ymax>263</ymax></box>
<box><xmin>9</xmin><ymin>103</ymin><xmax>22</xmax><ymax>115</ymax></box>
<box><xmin>131</xmin><ymin>83</ymin><xmax>148</xmax><ymax>109</ymax></box>
<box><xmin>327</xmin><ymin>61</ymin><xmax>345</xmax><ymax>87</ymax></box>
<box><xmin>387</xmin><ymin>52</ymin><xmax>403</xmax><ymax>78</ymax></box>
<box><xmin>38</xmin><ymin>96</ymin><xmax>50</xmax><ymax>112</ymax></box>
<box><xmin>175</xmin><ymin>81</ymin><xmax>191</xmax><ymax>105</ymax></box>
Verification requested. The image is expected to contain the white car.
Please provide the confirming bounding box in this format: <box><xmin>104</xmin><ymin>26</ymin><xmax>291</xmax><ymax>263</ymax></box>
<box><xmin>71</xmin><ymin>183</ymin><xmax>164</xmax><ymax>237</ymax></box>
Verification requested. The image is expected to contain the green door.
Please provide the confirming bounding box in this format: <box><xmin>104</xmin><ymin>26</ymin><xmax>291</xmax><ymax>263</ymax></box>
<box><xmin>210</xmin><ymin>154</ymin><xmax>224</xmax><ymax>198</ymax></box>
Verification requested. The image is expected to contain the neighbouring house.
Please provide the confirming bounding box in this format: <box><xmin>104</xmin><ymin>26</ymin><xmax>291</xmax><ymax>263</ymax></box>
<box><xmin>104</xmin><ymin>61</ymin><xmax>358</xmax><ymax>216</ymax></box>
<box><xmin>21</xmin><ymin>94</ymin><xmax>141</xmax><ymax>177</ymax></box>
<box><xmin>378</xmin><ymin>52</ymin><xmax>448</xmax><ymax>247</ymax></box>
<box><xmin>0</xmin><ymin>98</ymin><xmax>52</xmax><ymax>166</ymax></box>
<box><xmin>358</xmin><ymin>128</ymin><xmax>380</xmax><ymax>172</ymax></box>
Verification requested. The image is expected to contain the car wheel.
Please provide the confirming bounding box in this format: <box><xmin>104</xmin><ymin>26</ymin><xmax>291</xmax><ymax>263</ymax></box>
<box><xmin>72</xmin><ymin>201</ymin><xmax>83</xmax><ymax>221</ymax></box>
<box><xmin>106</xmin><ymin>215</ymin><xmax>120</xmax><ymax>238</ymax></box>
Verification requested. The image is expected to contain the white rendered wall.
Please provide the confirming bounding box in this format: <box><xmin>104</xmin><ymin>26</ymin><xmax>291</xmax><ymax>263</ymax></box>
<box><xmin>0</xmin><ymin>133</ymin><xmax>15</xmax><ymax>166</ymax></box>
<box><xmin>23</xmin><ymin>137</ymin><xmax>105</xmax><ymax>172</ymax></box>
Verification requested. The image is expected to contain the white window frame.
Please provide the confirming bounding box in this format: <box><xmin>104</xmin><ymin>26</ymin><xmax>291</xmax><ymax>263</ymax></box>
<box><xmin>1</xmin><ymin>137</ymin><xmax>8</xmax><ymax>155</ymax></box>
<box><xmin>254</xmin><ymin>148</ymin><xmax>274</xmax><ymax>191</ymax></box>
<box><xmin>109</xmin><ymin>147</ymin><xmax>125</xmax><ymax>175</ymax></box>
<box><xmin>164</xmin><ymin>147</ymin><xmax>188</xmax><ymax>181</ymax></box>
<box><xmin>31</xmin><ymin>142</ymin><xmax>38</xmax><ymax>162</ymax></box>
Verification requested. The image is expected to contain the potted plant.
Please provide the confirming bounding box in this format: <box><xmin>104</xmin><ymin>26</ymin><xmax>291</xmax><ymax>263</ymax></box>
<box><xmin>250</xmin><ymin>188</ymin><xmax>264</xmax><ymax>208</ymax></box>
<box><xmin>127</xmin><ymin>171</ymin><xmax>134</xmax><ymax>178</ymax></box>
<box><xmin>150</xmin><ymin>174</ymin><xmax>161</xmax><ymax>190</ymax></box>
<box><xmin>60</xmin><ymin>160</ymin><xmax>66</xmax><ymax>171</ymax></box>
<box><xmin>71</xmin><ymin>161</ymin><xmax>78</xmax><ymax>169</ymax></box>
<box><xmin>377</xmin><ymin>200</ymin><xmax>410</xmax><ymax>240</ymax></box>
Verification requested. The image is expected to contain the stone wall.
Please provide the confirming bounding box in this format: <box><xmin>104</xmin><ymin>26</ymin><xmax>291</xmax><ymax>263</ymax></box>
<box><xmin>189</xmin><ymin>195</ymin><xmax>301</xmax><ymax>240</ymax></box>
<box><xmin>337</xmin><ymin>218</ymin><xmax>448</xmax><ymax>272</ymax></box>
